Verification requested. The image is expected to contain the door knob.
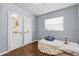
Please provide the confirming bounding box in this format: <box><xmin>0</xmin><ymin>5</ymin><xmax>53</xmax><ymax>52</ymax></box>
<box><xmin>13</xmin><ymin>31</ymin><xmax>18</xmax><ymax>33</ymax></box>
<box><xmin>19</xmin><ymin>32</ymin><xmax>22</xmax><ymax>34</ymax></box>
<box><xmin>24</xmin><ymin>32</ymin><xmax>27</xmax><ymax>33</ymax></box>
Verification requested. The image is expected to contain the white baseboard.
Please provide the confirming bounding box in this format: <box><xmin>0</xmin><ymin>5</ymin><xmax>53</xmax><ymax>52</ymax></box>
<box><xmin>0</xmin><ymin>51</ymin><xmax>9</xmax><ymax>56</ymax></box>
<box><xmin>23</xmin><ymin>40</ymin><xmax>39</xmax><ymax>46</ymax></box>
<box><xmin>33</xmin><ymin>39</ymin><xmax>40</xmax><ymax>42</ymax></box>
<box><xmin>0</xmin><ymin>40</ymin><xmax>39</xmax><ymax>56</ymax></box>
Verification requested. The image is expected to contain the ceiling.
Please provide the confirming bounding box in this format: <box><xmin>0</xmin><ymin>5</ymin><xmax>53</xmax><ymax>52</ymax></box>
<box><xmin>15</xmin><ymin>3</ymin><xmax>77</xmax><ymax>16</ymax></box>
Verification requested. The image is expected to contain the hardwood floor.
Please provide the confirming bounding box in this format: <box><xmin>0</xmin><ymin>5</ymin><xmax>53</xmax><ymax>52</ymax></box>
<box><xmin>3</xmin><ymin>41</ymin><xmax>73</xmax><ymax>56</ymax></box>
<box><xmin>3</xmin><ymin>41</ymin><xmax>50</xmax><ymax>56</ymax></box>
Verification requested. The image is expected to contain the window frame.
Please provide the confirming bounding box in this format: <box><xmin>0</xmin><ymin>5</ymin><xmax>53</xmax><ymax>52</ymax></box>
<box><xmin>45</xmin><ymin>16</ymin><xmax>64</xmax><ymax>31</ymax></box>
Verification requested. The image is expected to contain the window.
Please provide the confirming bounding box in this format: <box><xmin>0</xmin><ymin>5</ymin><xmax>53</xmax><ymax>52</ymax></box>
<box><xmin>45</xmin><ymin>16</ymin><xmax>64</xmax><ymax>31</ymax></box>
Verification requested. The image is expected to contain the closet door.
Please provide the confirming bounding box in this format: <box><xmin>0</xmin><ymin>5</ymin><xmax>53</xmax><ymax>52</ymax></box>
<box><xmin>24</xmin><ymin>16</ymin><xmax>32</xmax><ymax>45</ymax></box>
<box><xmin>8</xmin><ymin>12</ymin><xmax>23</xmax><ymax>51</ymax></box>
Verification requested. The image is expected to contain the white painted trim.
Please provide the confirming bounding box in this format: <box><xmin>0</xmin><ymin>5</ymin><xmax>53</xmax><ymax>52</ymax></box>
<box><xmin>33</xmin><ymin>39</ymin><xmax>40</xmax><ymax>42</ymax></box>
<box><xmin>0</xmin><ymin>51</ymin><xmax>9</xmax><ymax>56</ymax></box>
<box><xmin>0</xmin><ymin>40</ymin><xmax>38</xmax><ymax>56</ymax></box>
<box><xmin>23</xmin><ymin>40</ymin><xmax>39</xmax><ymax>46</ymax></box>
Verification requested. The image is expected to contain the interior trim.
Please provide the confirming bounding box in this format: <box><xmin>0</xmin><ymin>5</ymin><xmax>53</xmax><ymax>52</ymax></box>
<box><xmin>0</xmin><ymin>40</ymin><xmax>39</xmax><ymax>56</ymax></box>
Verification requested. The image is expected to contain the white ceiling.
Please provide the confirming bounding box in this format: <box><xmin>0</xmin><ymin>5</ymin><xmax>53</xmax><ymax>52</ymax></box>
<box><xmin>15</xmin><ymin>3</ymin><xmax>77</xmax><ymax>16</ymax></box>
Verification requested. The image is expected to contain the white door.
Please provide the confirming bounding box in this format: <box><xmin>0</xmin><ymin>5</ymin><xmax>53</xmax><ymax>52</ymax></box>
<box><xmin>24</xmin><ymin>16</ymin><xmax>32</xmax><ymax>45</ymax></box>
<box><xmin>8</xmin><ymin>12</ymin><xmax>23</xmax><ymax>51</ymax></box>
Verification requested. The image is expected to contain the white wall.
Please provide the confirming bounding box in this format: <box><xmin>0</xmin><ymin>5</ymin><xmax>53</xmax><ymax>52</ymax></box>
<box><xmin>36</xmin><ymin>5</ymin><xmax>79</xmax><ymax>43</ymax></box>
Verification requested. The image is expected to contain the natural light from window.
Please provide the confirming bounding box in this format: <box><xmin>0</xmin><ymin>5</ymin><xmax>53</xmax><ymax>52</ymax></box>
<box><xmin>45</xmin><ymin>16</ymin><xmax>64</xmax><ymax>31</ymax></box>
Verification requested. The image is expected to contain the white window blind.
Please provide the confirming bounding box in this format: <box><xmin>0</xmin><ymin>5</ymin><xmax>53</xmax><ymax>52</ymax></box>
<box><xmin>45</xmin><ymin>16</ymin><xmax>64</xmax><ymax>31</ymax></box>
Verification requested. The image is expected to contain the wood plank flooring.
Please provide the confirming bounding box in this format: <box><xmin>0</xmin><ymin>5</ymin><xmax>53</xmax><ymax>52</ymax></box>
<box><xmin>3</xmin><ymin>41</ymin><xmax>73</xmax><ymax>56</ymax></box>
<box><xmin>3</xmin><ymin>41</ymin><xmax>50</xmax><ymax>56</ymax></box>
